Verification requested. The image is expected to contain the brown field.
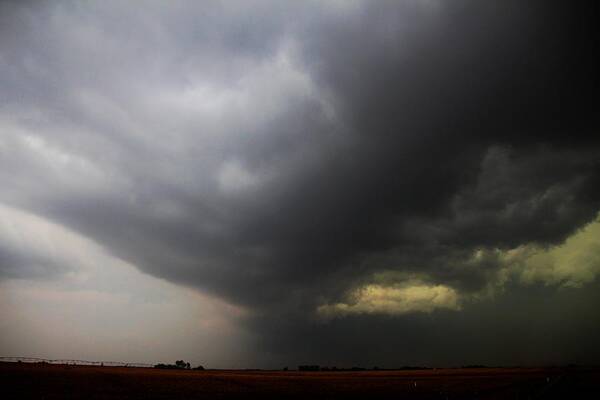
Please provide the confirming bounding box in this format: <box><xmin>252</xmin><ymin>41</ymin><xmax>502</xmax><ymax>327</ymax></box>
<box><xmin>1</xmin><ymin>362</ymin><xmax>598</xmax><ymax>399</ymax></box>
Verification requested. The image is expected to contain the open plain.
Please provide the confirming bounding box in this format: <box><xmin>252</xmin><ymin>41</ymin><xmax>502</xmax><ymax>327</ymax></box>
<box><xmin>1</xmin><ymin>362</ymin><xmax>599</xmax><ymax>399</ymax></box>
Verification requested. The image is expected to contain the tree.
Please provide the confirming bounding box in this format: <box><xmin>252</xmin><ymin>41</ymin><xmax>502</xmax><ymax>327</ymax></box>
<box><xmin>175</xmin><ymin>360</ymin><xmax>191</xmax><ymax>370</ymax></box>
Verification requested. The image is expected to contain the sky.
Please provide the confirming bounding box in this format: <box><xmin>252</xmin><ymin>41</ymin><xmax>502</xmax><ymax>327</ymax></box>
<box><xmin>1</xmin><ymin>0</ymin><xmax>599</xmax><ymax>369</ymax></box>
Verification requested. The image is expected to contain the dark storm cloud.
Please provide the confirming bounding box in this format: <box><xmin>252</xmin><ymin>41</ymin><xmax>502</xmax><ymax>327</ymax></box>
<box><xmin>1</xmin><ymin>0</ymin><xmax>600</xmax><ymax>366</ymax></box>
<box><xmin>245</xmin><ymin>280</ymin><xmax>600</xmax><ymax>368</ymax></box>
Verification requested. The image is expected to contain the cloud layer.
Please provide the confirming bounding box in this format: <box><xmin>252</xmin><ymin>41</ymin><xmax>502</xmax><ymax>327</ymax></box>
<box><xmin>318</xmin><ymin>281</ymin><xmax>461</xmax><ymax>318</ymax></box>
<box><xmin>1</xmin><ymin>0</ymin><xmax>600</xmax><ymax>367</ymax></box>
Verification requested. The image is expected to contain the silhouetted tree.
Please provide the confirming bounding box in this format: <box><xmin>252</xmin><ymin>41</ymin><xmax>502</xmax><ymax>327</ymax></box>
<box><xmin>174</xmin><ymin>360</ymin><xmax>190</xmax><ymax>370</ymax></box>
<box><xmin>155</xmin><ymin>360</ymin><xmax>192</xmax><ymax>370</ymax></box>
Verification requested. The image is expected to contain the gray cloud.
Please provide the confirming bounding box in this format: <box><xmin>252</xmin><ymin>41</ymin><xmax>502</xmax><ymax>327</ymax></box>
<box><xmin>1</xmin><ymin>0</ymin><xmax>599</xmax><ymax>366</ymax></box>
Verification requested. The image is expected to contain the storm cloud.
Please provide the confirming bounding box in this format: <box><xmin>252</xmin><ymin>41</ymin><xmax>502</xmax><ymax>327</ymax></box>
<box><xmin>1</xmin><ymin>0</ymin><xmax>600</xmax><ymax>367</ymax></box>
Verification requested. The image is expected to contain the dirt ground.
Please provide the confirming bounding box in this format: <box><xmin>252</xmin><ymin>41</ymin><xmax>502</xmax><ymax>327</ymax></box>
<box><xmin>1</xmin><ymin>362</ymin><xmax>598</xmax><ymax>399</ymax></box>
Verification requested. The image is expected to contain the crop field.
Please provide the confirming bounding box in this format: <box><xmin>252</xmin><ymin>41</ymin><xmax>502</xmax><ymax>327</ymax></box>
<box><xmin>1</xmin><ymin>362</ymin><xmax>598</xmax><ymax>399</ymax></box>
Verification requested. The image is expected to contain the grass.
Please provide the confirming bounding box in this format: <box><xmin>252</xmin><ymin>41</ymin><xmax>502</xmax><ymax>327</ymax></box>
<box><xmin>1</xmin><ymin>362</ymin><xmax>598</xmax><ymax>399</ymax></box>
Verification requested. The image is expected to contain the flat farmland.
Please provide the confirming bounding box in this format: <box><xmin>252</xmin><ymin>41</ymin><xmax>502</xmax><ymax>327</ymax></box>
<box><xmin>1</xmin><ymin>362</ymin><xmax>598</xmax><ymax>399</ymax></box>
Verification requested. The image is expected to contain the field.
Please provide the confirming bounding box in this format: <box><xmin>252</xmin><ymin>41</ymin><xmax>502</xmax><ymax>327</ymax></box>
<box><xmin>1</xmin><ymin>362</ymin><xmax>598</xmax><ymax>399</ymax></box>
